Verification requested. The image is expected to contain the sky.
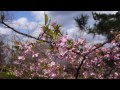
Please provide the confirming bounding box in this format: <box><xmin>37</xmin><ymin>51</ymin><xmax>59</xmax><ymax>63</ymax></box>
<box><xmin>0</xmin><ymin>11</ymin><xmax>118</xmax><ymax>44</ymax></box>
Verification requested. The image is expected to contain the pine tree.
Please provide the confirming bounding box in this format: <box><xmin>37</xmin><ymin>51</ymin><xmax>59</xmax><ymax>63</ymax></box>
<box><xmin>75</xmin><ymin>11</ymin><xmax>120</xmax><ymax>40</ymax></box>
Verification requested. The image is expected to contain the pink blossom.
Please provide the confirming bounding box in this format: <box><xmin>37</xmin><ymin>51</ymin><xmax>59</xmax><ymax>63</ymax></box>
<box><xmin>61</xmin><ymin>37</ymin><xmax>67</xmax><ymax>43</ymax></box>
<box><xmin>18</xmin><ymin>56</ymin><xmax>25</xmax><ymax>60</ymax></box>
<box><xmin>43</xmin><ymin>69</ymin><xmax>47</xmax><ymax>73</ymax></box>
<box><xmin>50</xmin><ymin>73</ymin><xmax>56</xmax><ymax>78</ymax></box>
<box><xmin>78</xmin><ymin>38</ymin><xmax>85</xmax><ymax>44</ymax></box>
<box><xmin>51</xmin><ymin>22</ymin><xmax>57</xmax><ymax>27</ymax></box>
<box><xmin>49</xmin><ymin>61</ymin><xmax>55</xmax><ymax>67</ymax></box>
<box><xmin>104</xmin><ymin>54</ymin><xmax>110</xmax><ymax>58</ymax></box>
<box><xmin>13</xmin><ymin>61</ymin><xmax>20</xmax><ymax>65</ymax></box>
<box><xmin>90</xmin><ymin>72</ymin><xmax>95</xmax><ymax>76</ymax></box>
<box><xmin>12</xmin><ymin>21</ymin><xmax>120</xmax><ymax>79</ymax></box>
<box><xmin>110</xmin><ymin>30</ymin><xmax>113</xmax><ymax>34</ymax></box>
<box><xmin>114</xmin><ymin>72</ymin><xmax>118</xmax><ymax>78</ymax></box>
<box><xmin>111</xmin><ymin>40</ymin><xmax>116</xmax><ymax>46</ymax></box>
<box><xmin>34</xmin><ymin>53</ymin><xmax>39</xmax><ymax>57</ymax></box>
<box><xmin>83</xmin><ymin>72</ymin><xmax>88</xmax><ymax>79</ymax></box>
<box><xmin>60</xmin><ymin>42</ymin><xmax>65</xmax><ymax>46</ymax></box>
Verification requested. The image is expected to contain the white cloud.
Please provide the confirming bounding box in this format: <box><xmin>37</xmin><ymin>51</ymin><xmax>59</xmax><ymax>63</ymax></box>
<box><xmin>0</xmin><ymin>27</ymin><xmax>12</xmax><ymax>35</ymax></box>
<box><xmin>1</xmin><ymin>11</ymin><xmax>117</xmax><ymax>44</ymax></box>
<box><xmin>62</xmin><ymin>26</ymin><xmax>106</xmax><ymax>44</ymax></box>
<box><xmin>0</xmin><ymin>16</ymin><xmax>40</xmax><ymax>43</ymax></box>
<box><xmin>31</xmin><ymin>27</ymin><xmax>41</xmax><ymax>37</ymax></box>
<box><xmin>31</xmin><ymin>11</ymin><xmax>44</xmax><ymax>20</ymax></box>
<box><xmin>90</xmin><ymin>35</ymin><xmax>106</xmax><ymax>44</ymax></box>
<box><xmin>95</xmin><ymin>11</ymin><xmax>118</xmax><ymax>14</ymax></box>
<box><xmin>11</xmin><ymin>17</ymin><xmax>38</xmax><ymax>31</ymax></box>
<box><xmin>31</xmin><ymin>11</ymin><xmax>50</xmax><ymax>23</ymax></box>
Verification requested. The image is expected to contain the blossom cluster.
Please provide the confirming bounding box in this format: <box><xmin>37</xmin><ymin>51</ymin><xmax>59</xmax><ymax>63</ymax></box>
<box><xmin>12</xmin><ymin>21</ymin><xmax>120</xmax><ymax>79</ymax></box>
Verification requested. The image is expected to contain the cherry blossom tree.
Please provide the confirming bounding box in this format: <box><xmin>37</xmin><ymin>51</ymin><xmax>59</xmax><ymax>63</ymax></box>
<box><xmin>1</xmin><ymin>13</ymin><xmax>120</xmax><ymax>79</ymax></box>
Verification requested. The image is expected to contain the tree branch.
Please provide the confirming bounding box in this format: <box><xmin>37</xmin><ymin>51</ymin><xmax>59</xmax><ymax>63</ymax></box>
<box><xmin>75</xmin><ymin>37</ymin><xmax>116</xmax><ymax>79</ymax></box>
<box><xmin>0</xmin><ymin>21</ymin><xmax>118</xmax><ymax>79</ymax></box>
<box><xmin>0</xmin><ymin>21</ymin><xmax>51</xmax><ymax>43</ymax></box>
<box><xmin>103</xmin><ymin>67</ymin><xmax>114</xmax><ymax>78</ymax></box>
<box><xmin>75</xmin><ymin>56</ymin><xmax>86</xmax><ymax>79</ymax></box>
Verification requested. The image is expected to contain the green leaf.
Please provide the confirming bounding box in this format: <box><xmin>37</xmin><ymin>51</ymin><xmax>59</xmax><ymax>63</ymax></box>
<box><xmin>1</xmin><ymin>15</ymin><xmax>4</xmax><ymax>22</ymax></box>
<box><xmin>14</xmin><ymin>45</ymin><xmax>19</xmax><ymax>49</ymax></box>
<box><xmin>13</xmin><ymin>41</ymin><xmax>20</xmax><ymax>50</ymax></box>
<box><xmin>14</xmin><ymin>41</ymin><xmax>20</xmax><ymax>45</ymax></box>
<box><xmin>44</xmin><ymin>13</ymin><xmax>48</xmax><ymax>25</ymax></box>
<box><xmin>36</xmin><ymin>40</ymin><xmax>44</xmax><ymax>44</ymax></box>
<box><xmin>49</xmin><ymin>30</ymin><xmax>58</xmax><ymax>40</ymax></box>
<box><xmin>52</xmin><ymin>34</ymin><xmax>57</xmax><ymax>41</ymax></box>
<box><xmin>67</xmin><ymin>39</ymin><xmax>73</xmax><ymax>45</ymax></box>
<box><xmin>49</xmin><ymin>30</ymin><xmax>54</xmax><ymax>36</ymax></box>
<box><xmin>0</xmin><ymin>72</ymin><xmax>18</xmax><ymax>79</ymax></box>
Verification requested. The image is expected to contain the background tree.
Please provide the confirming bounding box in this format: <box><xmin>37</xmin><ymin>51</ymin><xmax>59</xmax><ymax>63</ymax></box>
<box><xmin>74</xmin><ymin>14</ymin><xmax>89</xmax><ymax>30</ymax></box>
<box><xmin>0</xmin><ymin>11</ymin><xmax>13</xmax><ymax>22</ymax></box>
<box><xmin>0</xmin><ymin>11</ymin><xmax>15</xmax><ymax>74</ymax></box>
<box><xmin>75</xmin><ymin>11</ymin><xmax>120</xmax><ymax>40</ymax></box>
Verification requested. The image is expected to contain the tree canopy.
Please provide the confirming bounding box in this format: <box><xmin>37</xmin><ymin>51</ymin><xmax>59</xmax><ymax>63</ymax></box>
<box><xmin>75</xmin><ymin>11</ymin><xmax>120</xmax><ymax>40</ymax></box>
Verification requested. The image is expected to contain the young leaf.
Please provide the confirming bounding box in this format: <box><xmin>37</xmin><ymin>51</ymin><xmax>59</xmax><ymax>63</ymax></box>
<box><xmin>44</xmin><ymin>13</ymin><xmax>48</xmax><ymax>25</ymax></box>
<box><xmin>49</xmin><ymin>30</ymin><xmax>54</xmax><ymax>36</ymax></box>
<box><xmin>14</xmin><ymin>41</ymin><xmax>20</xmax><ymax>45</ymax></box>
<box><xmin>36</xmin><ymin>40</ymin><xmax>44</xmax><ymax>43</ymax></box>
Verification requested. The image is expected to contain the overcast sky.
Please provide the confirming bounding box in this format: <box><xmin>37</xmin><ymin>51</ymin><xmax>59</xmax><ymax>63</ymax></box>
<box><xmin>0</xmin><ymin>11</ymin><xmax>118</xmax><ymax>44</ymax></box>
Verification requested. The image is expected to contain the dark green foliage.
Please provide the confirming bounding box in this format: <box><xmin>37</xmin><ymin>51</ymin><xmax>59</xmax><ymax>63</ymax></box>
<box><xmin>0</xmin><ymin>72</ymin><xmax>18</xmax><ymax>79</ymax></box>
<box><xmin>91</xmin><ymin>11</ymin><xmax>120</xmax><ymax>40</ymax></box>
<box><xmin>103</xmin><ymin>57</ymin><xmax>115</xmax><ymax>68</ymax></box>
<box><xmin>0</xmin><ymin>41</ymin><xmax>5</xmax><ymax>65</ymax></box>
<box><xmin>0</xmin><ymin>11</ymin><xmax>12</xmax><ymax>22</ymax></box>
<box><xmin>74</xmin><ymin>14</ymin><xmax>89</xmax><ymax>30</ymax></box>
<box><xmin>75</xmin><ymin>11</ymin><xmax>120</xmax><ymax>40</ymax></box>
<box><xmin>105</xmin><ymin>59</ymin><xmax>115</xmax><ymax>68</ymax></box>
